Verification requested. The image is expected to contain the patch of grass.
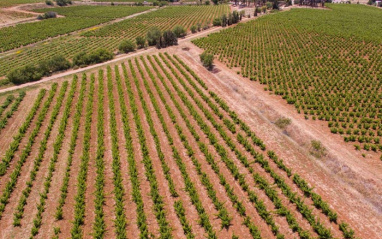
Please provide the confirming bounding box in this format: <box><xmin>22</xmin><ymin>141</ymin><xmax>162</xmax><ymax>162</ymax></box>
<box><xmin>274</xmin><ymin>117</ymin><xmax>291</xmax><ymax>130</ymax></box>
<box><xmin>310</xmin><ymin>140</ymin><xmax>327</xmax><ymax>158</ymax></box>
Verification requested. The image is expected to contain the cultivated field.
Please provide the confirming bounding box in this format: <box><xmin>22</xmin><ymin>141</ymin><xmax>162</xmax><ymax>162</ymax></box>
<box><xmin>0</xmin><ymin>5</ymin><xmax>229</xmax><ymax>77</ymax></box>
<box><xmin>0</xmin><ymin>53</ymin><xmax>360</xmax><ymax>238</ymax></box>
<box><xmin>0</xmin><ymin>6</ymin><xmax>152</xmax><ymax>52</ymax></box>
<box><xmin>0</xmin><ymin>2</ymin><xmax>382</xmax><ymax>239</ymax></box>
<box><xmin>193</xmin><ymin>4</ymin><xmax>382</xmax><ymax>157</ymax></box>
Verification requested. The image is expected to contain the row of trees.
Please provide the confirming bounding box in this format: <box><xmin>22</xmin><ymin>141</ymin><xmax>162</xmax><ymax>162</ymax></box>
<box><xmin>118</xmin><ymin>25</ymin><xmax>187</xmax><ymax>54</ymax></box>
<box><xmin>8</xmin><ymin>48</ymin><xmax>113</xmax><ymax>85</ymax></box>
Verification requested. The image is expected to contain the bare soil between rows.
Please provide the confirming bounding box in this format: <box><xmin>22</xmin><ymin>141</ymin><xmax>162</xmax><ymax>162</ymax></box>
<box><xmin>166</xmin><ymin>42</ymin><xmax>382</xmax><ymax>238</ymax></box>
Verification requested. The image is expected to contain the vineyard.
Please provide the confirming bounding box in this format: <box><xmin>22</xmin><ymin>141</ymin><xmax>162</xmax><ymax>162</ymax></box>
<box><xmin>82</xmin><ymin>5</ymin><xmax>229</xmax><ymax>38</ymax></box>
<box><xmin>0</xmin><ymin>52</ymin><xmax>359</xmax><ymax>238</ymax></box>
<box><xmin>193</xmin><ymin>4</ymin><xmax>382</xmax><ymax>155</ymax></box>
<box><xmin>0</xmin><ymin>6</ymin><xmax>152</xmax><ymax>52</ymax></box>
<box><xmin>0</xmin><ymin>5</ymin><xmax>228</xmax><ymax>77</ymax></box>
<box><xmin>0</xmin><ymin>0</ymin><xmax>43</xmax><ymax>7</ymax></box>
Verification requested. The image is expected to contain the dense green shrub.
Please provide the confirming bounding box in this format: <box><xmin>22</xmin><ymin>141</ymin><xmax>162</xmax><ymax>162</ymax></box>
<box><xmin>73</xmin><ymin>48</ymin><xmax>113</xmax><ymax>67</ymax></box>
<box><xmin>136</xmin><ymin>36</ymin><xmax>146</xmax><ymax>49</ymax></box>
<box><xmin>162</xmin><ymin>30</ymin><xmax>178</xmax><ymax>46</ymax></box>
<box><xmin>7</xmin><ymin>55</ymin><xmax>70</xmax><ymax>84</ymax></box>
<box><xmin>37</xmin><ymin>11</ymin><xmax>57</xmax><ymax>20</ymax></box>
<box><xmin>55</xmin><ymin>0</ymin><xmax>71</xmax><ymax>6</ymax></box>
<box><xmin>39</xmin><ymin>55</ymin><xmax>70</xmax><ymax>75</ymax></box>
<box><xmin>172</xmin><ymin>25</ymin><xmax>186</xmax><ymax>38</ymax></box>
<box><xmin>72</xmin><ymin>52</ymin><xmax>88</xmax><ymax>67</ymax></box>
<box><xmin>221</xmin><ymin>14</ymin><xmax>227</xmax><ymax>27</ymax></box>
<box><xmin>200</xmin><ymin>52</ymin><xmax>214</xmax><ymax>69</ymax></box>
<box><xmin>213</xmin><ymin>18</ymin><xmax>221</xmax><ymax>26</ymax></box>
<box><xmin>190</xmin><ymin>25</ymin><xmax>197</xmax><ymax>33</ymax></box>
<box><xmin>147</xmin><ymin>27</ymin><xmax>162</xmax><ymax>46</ymax></box>
<box><xmin>119</xmin><ymin>39</ymin><xmax>136</xmax><ymax>53</ymax></box>
<box><xmin>7</xmin><ymin>65</ymin><xmax>42</xmax><ymax>85</ymax></box>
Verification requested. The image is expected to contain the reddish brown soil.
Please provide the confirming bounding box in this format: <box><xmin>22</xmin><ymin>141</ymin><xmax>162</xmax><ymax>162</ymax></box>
<box><xmin>113</xmin><ymin>65</ymin><xmax>140</xmax><ymax>239</ymax></box>
<box><xmin>165</xmin><ymin>53</ymin><xmax>347</xmax><ymax>238</ymax></box>
<box><xmin>0</xmin><ymin>83</ymin><xmax>65</xmax><ymax>238</ymax></box>
<box><xmin>102</xmin><ymin>69</ymin><xmax>118</xmax><ymax>238</ymax></box>
<box><xmin>54</xmin><ymin>77</ymin><xmax>90</xmax><ymax>239</ymax></box>
<box><xmin>82</xmin><ymin>77</ymin><xmax>99</xmax><ymax>237</ymax></box>
<box><xmin>157</xmin><ymin>54</ymin><xmax>302</xmax><ymax>238</ymax></box>
<box><xmin>170</xmin><ymin>42</ymin><xmax>382</xmax><ymax>238</ymax></box>
<box><xmin>37</xmin><ymin>81</ymin><xmax>80</xmax><ymax>238</ymax></box>
<box><xmin>133</xmin><ymin>59</ymin><xmax>193</xmax><ymax>238</ymax></box>
<box><xmin>0</xmin><ymin>35</ymin><xmax>381</xmax><ymax>238</ymax></box>
<box><xmin>124</xmin><ymin>62</ymin><xmax>161</xmax><ymax>238</ymax></box>
<box><xmin>151</xmin><ymin>55</ymin><xmax>275</xmax><ymax>238</ymax></box>
<box><xmin>14</xmin><ymin>82</ymin><xmax>71</xmax><ymax>237</ymax></box>
<box><xmin>141</xmin><ymin>59</ymin><xmax>207</xmax><ymax>237</ymax></box>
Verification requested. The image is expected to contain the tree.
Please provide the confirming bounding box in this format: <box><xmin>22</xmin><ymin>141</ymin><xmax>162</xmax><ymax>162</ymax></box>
<box><xmin>163</xmin><ymin>30</ymin><xmax>178</xmax><ymax>46</ymax></box>
<box><xmin>200</xmin><ymin>52</ymin><xmax>214</xmax><ymax>69</ymax></box>
<box><xmin>73</xmin><ymin>48</ymin><xmax>113</xmax><ymax>67</ymax></box>
<box><xmin>232</xmin><ymin>10</ymin><xmax>240</xmax><ymax>23</ymax></box>
<box><xmin>73</xmin><ymin>52</ymin><xmax>88</xmax><ymax>67</ymax></box>
<box><xmin>239</xmin><ymin>10</ymin><xmax>245</xmax><ymax>20</ymax></box>
<box><xmin>87</xmin><ymin>48</ymin><xmax>113</xmax><ymax>64</ymax></box>
<box><xmin>147</xmin><ymin>27</ymin><xmax>162</xmax><ymax>46</ymax></box>
<box><xmin>272</xmin><ymin>0</ymin><xmax>279</xmax><ymax>9</ymax></box>
<box><xmin>136</xmin><ymin>36</ymin><xmax>146</xmax><ymax>49</ymax></box>
<box><xmin>221</xmin><ymin>14</ymin><xmax>227</xmax><ymax>27</ymax></box>
<box><xmin>212</xmin><ymin>0</ymin><xmax>218</xmax><ymax>4</ymax></box>
<box><xmin>7</xmin><ymin>65</ymin><xmax>43</xmax><ymax>85</ymax></box>
<box><xmin>227</xmin><ymin>13</ymin><xmax>233</xmax><ymax>25</ymax></box>
<box><xmin>119</xmin><ymin>40</ymin><xmax>136</xmax><ymax>53</ymax></box>
<box><xmin>55</xmin><ymin>0</ymin><xmax>71</xmax><ymax>6</ymax></box>
<box><xmin>213</xmin><ymin>18</ymin><xmax>221</xmax><ymax>26</ymax></box>
<box><xmin>190</xmin><ymin>25</ymin><xmax>197</xmax><ymax>33</ymax></box>
<box><xmin>172</xmin><ymin>25</ymin><xmax>186</xmax><ymax>38</ymax></box>
<box><xmin>39</xmin><ymin>55</ymin><xmax>70</xmax><ymax>75</ymax></box>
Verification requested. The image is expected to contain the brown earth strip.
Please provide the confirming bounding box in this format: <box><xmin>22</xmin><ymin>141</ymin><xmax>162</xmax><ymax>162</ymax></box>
<box><xmin>37</xmin><ymin>79</ymin><xmax>80</xmax><ymax>238</ymax></box>
<box><xmin>174</xmin><ymin>43</ymin><xmax>382</xmax><ymax>238</ymax></box>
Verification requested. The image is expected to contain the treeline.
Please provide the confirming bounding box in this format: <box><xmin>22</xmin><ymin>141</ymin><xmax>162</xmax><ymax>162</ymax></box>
<box><xmin>118</xmin><ymin>24</ymin><xmax>187</xmax><ymax>54</ymax></box>
<box><xmin>7</xmin><ymin>48</ymin><xmax>113</xmax><ymax>85</ymax></box>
